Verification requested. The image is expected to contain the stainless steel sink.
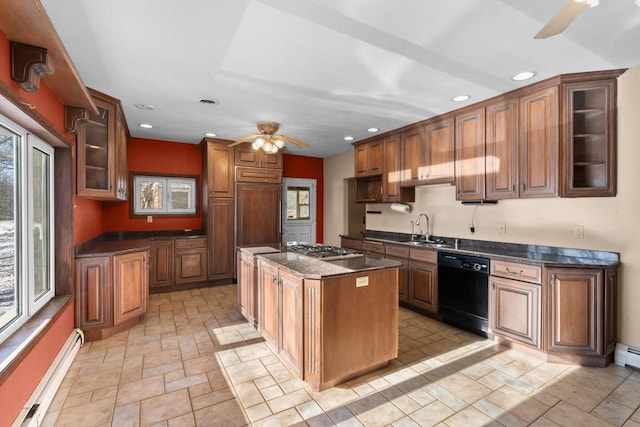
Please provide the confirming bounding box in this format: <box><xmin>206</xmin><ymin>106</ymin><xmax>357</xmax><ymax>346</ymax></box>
<box><xmin>400</xmin><ymin>240</ymin><xmax>452</xmax><ymax>248</ymax></box>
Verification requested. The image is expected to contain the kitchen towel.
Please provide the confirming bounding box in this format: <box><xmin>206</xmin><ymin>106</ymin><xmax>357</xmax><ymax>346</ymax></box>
<box><xmin>390</xmin><ymin>203</ymin><xmax>411</xmax><ymax>214</ymax></box>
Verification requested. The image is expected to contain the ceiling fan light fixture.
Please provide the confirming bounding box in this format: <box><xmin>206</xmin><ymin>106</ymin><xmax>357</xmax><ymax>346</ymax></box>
<box><xmin>512</xmin><ymin>71</ymin><xmax>537</xmax><ymax>81</ymax></box>
<box><xmin>274</xmin><ymin>139</ymin><xmax>285</xmax><ymax>148</ymax></box>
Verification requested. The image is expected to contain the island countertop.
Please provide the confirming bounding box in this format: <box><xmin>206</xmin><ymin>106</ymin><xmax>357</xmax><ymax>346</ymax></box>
<box><xmin>256</xmin><ymin>252</ymin><xmax>400</xmax><ymax>279</ymax></box>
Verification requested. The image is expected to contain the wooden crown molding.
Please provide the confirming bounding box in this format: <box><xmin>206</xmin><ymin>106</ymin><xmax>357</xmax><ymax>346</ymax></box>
<box><xmin>64</xmin><ymin>105</ymin><xmax>87</xmax><ymax>133</ymax></box>
<box><xmin>10</xmin><ymin>41</ymin><xmax>55</xmax><ymax>93</ymax></box>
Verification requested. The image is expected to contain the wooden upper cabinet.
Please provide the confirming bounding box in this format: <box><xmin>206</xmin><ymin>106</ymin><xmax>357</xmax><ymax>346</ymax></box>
<box><xmin>383</xmin><ymin>134</ymin><xmax>414</xmax><ymax>202</ymax></box>
<box><xmin>77</xmin><ymin>88</ymin><xmax>128</xmax><ymax>201</ymax></box>
<box><xmin>519</xmin><ymin>86</ymin><xmax>559</xmax><ymax>198</ymax></box>
<box><xmin>562</xmin><ymin>77</ymin><xmax>618</xmax><ymax>197</ymax></box>
<box><xmin>400</xmin><ymin>126</ymin><xmax>424</xmax><ymax>185</ymax></box>
<box><xmin>455</xmin><ymin>107</ymin><xmax>486</xmax><ymax>201</ymax></box>
<box><xmin>235</xmin><ymin>143</ymin><xmax>282</xmax><ymax>169</ymax></box>
<box><xmin>486</xmin><ymin>98</ymin><xmax>519</xmax><ymax>200</ymax></box>
<box><xmin>423</xmin><ymin>116</ymin><xmax>455</xmax><ymax>184</ymax></box>
<box><xmin>203</xmin><ymin>139</ymin><xmax>234</xmax><ymax>198</ymax></box>
<box><xmin>354</xmin><ymin>139</ymin><xmax>383</xmax><ymax>177</ymax></box>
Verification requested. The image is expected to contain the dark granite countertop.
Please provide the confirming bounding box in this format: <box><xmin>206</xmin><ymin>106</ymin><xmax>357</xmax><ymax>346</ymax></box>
<box><xmin>75</xmin><ymin>230</ymin><xmax>205</xmax><ymax>258</ymax></box>
<box><xmin>341</xmin><ymin>231</ymin><xmax>619</xmax><ymax>268</ymax></box>
<box><xmin>75</xmin><ymin>238</ymin><xmax>151</xmax><ymax>258</ymax></box>
<box><xmin>237</xmin><ymin>245</ymin><xmax>282</xmax><ymax>255</ymax></box>
<box><xmin>256</xmin><ymin>252</ymin><xmax>401</xmax><ymax>279</ymax></box>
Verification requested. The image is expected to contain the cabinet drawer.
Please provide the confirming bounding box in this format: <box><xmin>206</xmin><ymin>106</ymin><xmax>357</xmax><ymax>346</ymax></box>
<box><xmin>491</xmin><ymin>260</ymin><xmax>541</xmax><ymax>284</ymax></box>
<box><xmin>385</xmin><ymin>244</ymin><xmax>409</xmax><ymax>258</ymax></box>
<box><xmin>175</xmin><ymin>237</ymin><xmax>207</xmax><ymax>249</ymax></box>
<box><xmin>236</xmin><ymin>166</ymin><xmax>283</xmax><ymax>183</ymax></box>
<box><xmin>362</xmin><ymin>240</ymin><xmax>384</xmax><ymax>254</ymax></box>
<box><xmin>409</xmin><ymin>247</ymin><xmax>437</xmax><ymax>263</ymax></box>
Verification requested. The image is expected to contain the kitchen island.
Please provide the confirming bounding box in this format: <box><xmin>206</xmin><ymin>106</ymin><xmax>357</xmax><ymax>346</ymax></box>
<box><xmin>255</xmin><ymin>251</ymin><xmax>400</xmax><ymax>391</ymax></box>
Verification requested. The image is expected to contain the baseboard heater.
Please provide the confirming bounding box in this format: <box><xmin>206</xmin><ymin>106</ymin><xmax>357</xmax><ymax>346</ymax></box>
<box><xmin>614</xmin><ymin>343</ymin><xmax>640</xmax><ymax>370</ymax></box>
<box><xmin>14</xmin><ymin>328</ymin><xmax>84</xmax><ymax>427</ymax></box>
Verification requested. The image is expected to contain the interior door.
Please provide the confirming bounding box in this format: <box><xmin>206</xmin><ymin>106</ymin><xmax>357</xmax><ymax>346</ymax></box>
<box><xmin>282</xmin><ymin>178</ymin><xmax>316</xmax><ymax>244</ymax></box>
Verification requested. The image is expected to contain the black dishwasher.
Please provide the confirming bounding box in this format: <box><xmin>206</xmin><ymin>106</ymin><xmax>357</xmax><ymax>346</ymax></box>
<box><xmin>438</xmin><ymin>252</ymin><xmax>491</xmax><ymax>337</ymax></box>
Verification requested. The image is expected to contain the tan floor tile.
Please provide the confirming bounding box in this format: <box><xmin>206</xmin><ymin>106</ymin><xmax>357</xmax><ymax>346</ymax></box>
<box><xmin>422</xmin><ymin>383</ymin><xmax>468</xmax><ymax>411</ymax></box>
<box><xmin>167</xmin><ymin>412</ymin><xmax>195</xmax><ymax>427</ymax></box>
<box><xmin>545</xmin><ymin>401</ymin><xmax>614</xmax><ymax>427</ymax></box>
<box><xmin>140</xmin><ymin>389</ymin><xmax>192</xmax><ymax>426</ymax></box>
<box><xmin>235</xmin><ymin>380</ymin><xmax>265</xmax><ymax>407</ymax></box>
<box><xmin>266</xmin><ymin>388</ymin><xmax>312</xmax><ymax>414</ymax></box>
<box><xmin>444</xmin><ymin>405</ymin><xmax>502</xmax><ymax>427</ymax></box>
<box><xmin>255</xmin><ymin>375</ymin><xmax>277</xmax><ymax>390</ymax></box>
<box><xmin>245</xmin><ymin>402</ymin><xmax>273</xmax><ymax>422</ymax></box>
<box><xmin>55</xmin><ymin>395</ymin><xmax>115</xmax><ymax>426</ymax></box>
<box><xmin>116</xmin><ymin>375</ymin><xmax>165</xmax><ymax>406</ymax></box>
<box><xmin>225</xmin><ymin>359</ymin><xmax>269</xmax><ymax>384</ymax></box>
<box><xmin>63</xmin><ymin>390</ymin><xmax>93</xmax><ymax>408</ymax></box>
<box><xmin>346</xmin><ymin>391</ymin><xmax>405</xmax><ymax>425</ymax></box>
<box><xmin>310</xmin><ymin>386</ymin><xmax>359</xmax><ymax>412</ymax></box>
<box><xmin>112</xmin><ymin>401</ymin><xmax>140</xmax><ymax>427</ymax></box>
<box><xmin>120</xmin><ymin>354</ymin><xmax>144</xmax><ymax>384</ymax></box>
<box><xmin>436</xmin><ymin>372</ymin><xmax>492</xmax><ymax>404</ymax></box>
<box><xmin>543</xmin><ymin>379</ymin><xmax>604</xmax><ymax>412</ymax></box>
<box><xmin>529</xmin><ymin>418</ymin><xmax>562</xmax><ymax>427</ymax></box>
<box><xmin>166</xmin><ymin>373</ymin><xmax>208</xmax><ymax>393</ymax></box>
<box><xmin>193</xmin><ymin>397</ymin><xmax>248</xmax><ymax>427</ymax></box>
<box><xmin>48</xmin><ymin>385</ymin><xmax>71</xmax><ymax>412</ymax></box>
<box><xmin>592</xmin><ymin>398</ymin><xmax>635</xmax><ymax>426</ymax></box>
<box><xmin>486</xmin><ymin>385</ymin><xmax>550</xmax><ymax>423</ymax></box>
<box><xmin>190</xmin><ymin>386</ymin><xmax>236</xmax><ymax>411</ymax></box>
<box><xmin>324</xmin><ymin>406</ymin><xmax>362</xmax><ymax>426</ymax></box>
<box><xmin>182</xmin><ymin>354</ymin><xmax>219</xmax><ymax>377</ymax></box>
<box><xmin>68</xmin><ymin>367</ymin><xmax>121</xmax><ymax>396</ymax></box>
<box><xmin>163</xmin><ymin>368</ymin><xmax>186</xmax><ymax>383</ymax></box>
<box><xmin>206</xmin><ymin>366</ymin><xmax>232</xmax><ymax>391</ymax></box>
<box><xmin>610</xmin><ymin>378</ymin><xmax>640</xmax><ymax>409</ymax></box>
<box><xmin>473</xmin><ymin>398</ymin><xmax>528</xmax><ymax>427</ymax></box>
<box><xmin>410</xmin><ymin>400</ymin><xmax>455</xmax><ymax>426</ymax></box>
<box><xmin>188</xmin><ymin>381</ymin><xmax>212</xmax><ymax>398</ymax></box>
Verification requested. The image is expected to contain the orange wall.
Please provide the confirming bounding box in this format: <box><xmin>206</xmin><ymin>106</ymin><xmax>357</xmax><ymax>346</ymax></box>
<box><xmin>283</xmin><ymin>154</ymin><xmax>324</xmax><ymax>243</ymax></box>
<box><xmin>73</xmin><ymin>197</ymin><xmax>104</xmax><ymax>245</ymax></box>
<box><xmin>0</xmin><ymin>302</ymin><xmax>74</xmax><ymax>427</ymax></box>
<box><xmin>101</xmin><ymin>137</ymin><xmax>203</xmax><ymax>232</ymax></box>
<box><xmin>0</xmin><ymin>28</ymin><xmax>75</xmax><ymax>426</ymax></box>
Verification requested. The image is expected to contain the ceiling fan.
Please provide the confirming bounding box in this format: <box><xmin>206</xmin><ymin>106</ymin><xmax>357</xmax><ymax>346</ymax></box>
<box><xmin>227</xmin><ymin>121</ymin><xmax>310</xmax><ymax>154</ymax></box>
<box><xmin>534</xmin><ymin>0</ymin><xmax>599</xmax><ymax>39</ymax></box>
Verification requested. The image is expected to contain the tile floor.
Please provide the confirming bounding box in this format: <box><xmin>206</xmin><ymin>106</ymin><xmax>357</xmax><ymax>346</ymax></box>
<box><xmin>42</xmin><ymin>284</ymin><xmax>640</xmax><ymax>427</ymax></box>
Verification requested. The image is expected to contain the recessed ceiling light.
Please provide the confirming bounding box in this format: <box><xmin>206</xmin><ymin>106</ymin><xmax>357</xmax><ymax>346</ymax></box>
<box><xmin>367</xmin><ymin>127</ymin><xmax>380</xmax><ymax>133</ymax></box>
<box><xmin>344</xmin><ymin>136</ymin><xmax>354</xmax><ymax>141</ymax></box>
<box><xmin>139</xmin><ymin>123</ymin><xmax>153</xmax><ymax>129</ymax></box>
<box><xmin>134</xmin><ymin>103</ymin><xmax>154</xmax><ymax>110</ymax></box>
<box><xmin>512</xmin><ymin>71</ymin><xmax>537</xmax><ymax>81</ymax></box>
<box><xmin>199</xmin><ymin>98</ymin><xmax>220</xmax><ymax>105</ymax></box>
<box><xmin>451</xmin><ymin>95</ymin><xmax>470</xmax><ymax>102</ymax></box>
<box><xmin>204</xmin><ymin>132</ymin><xmax>217</xmax><ymax>137</ymax></box>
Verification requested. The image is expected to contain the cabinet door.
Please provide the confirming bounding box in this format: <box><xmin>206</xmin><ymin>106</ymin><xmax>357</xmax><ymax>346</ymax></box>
<box><xmin>354</xmin><ymin>144</ymin><xmax>369</xmax><ymax>176</ymax></box>
<box><xmin>489</xmin><ymin>276</ymin><xmax>540</xmax><ymax>348</ymax></box>
<box><xmin>400</xmin><ymin>127</ymin><xmax>424</xmax><ymax>184</ymax></box>
<box><xmin>238</xmin><ymin>252</ymin><xmax>256</xmax><ymax>323</ymax></box>
<box><xmin>424</xmin><ymin>117</ymin><xmax>455</xmax><ymax>184</ymax></box>
<box><xmin>368</xmin><ymin>140</ymin><xmax>383</xmax><ymax>175</ymax></box>
<box><xmin>386</xmin><ymin>255</ymin><xmax>409</xmax><ymax>302</ymax></box>
<box><xmin>206</xmin><ymin>141</ymin><xmax>235</xmax><ymax>198</ymax></box>
<box><xmin>77</xmin><ymin>95</ymin><xmax>116</xmax><ymax>198</ymax></box>
<box><xmin>235</xmin><ymin>144</ymin><xmax>260</xmax><ymax>167</ymax></box>
<box><xmin>113</xmin><ymin>251</ymin><xmax>148</xmax><ymax>326</ymax></box>
<box><xmin>150</xmin><ymin>240</ymin><xmax>173</xmax><ymax>288</ymax></box>
<box><xmin>562</xmin><ymin>80</ymin><xmax>617</xmax><ymax>197</ymax></box>
<box><xmin>260</xmin><ymin>150</ymin><xmax>283</xmax><ymax>169</ymax></box>
<box><xmin>409</xmin><ymin>261</ymin><xmax>438</xmax><ymax>313</ymax></box>
<box><xmin>340</xmin><ymin>237</ymin><xmax>363</xmax><ymax>251</ymax></box>
<box><xmin>175</xmin><ymin>247</ymin><xmax>207</xmax><ymax>284</ymax></box>
<box><xmin>115</xmin><ymin>115</ymin><xmax>128</xmax><ymax>200</ymax></box>
<box><xmin>236</xmin><ymin>183</ymin><xmax>281</xmax><ymax>246</ymax></box>
<box><xmin>486</xmin><ymin>99</ymin><xmax>519</xmax><ymax>199</ymax></box>
<box><xmin>279</xmin><ymin>270</ymin><xmax>303</xmax><ymax>376</ymax></box>
<box><xmin>207</xmin><ymin>198</ymin><xmax>234</xmax><ymax>280</ymax></box>
<box><xmin>260</xmin><ymin>261</ymin><xmax>280</xmax><ymax>348</ymax></box>
<box><xmin>520</xmin><ymin>86</ymin><xmax>559</xmax><ymax>197</ymax></box>
<box><xmin>76</xmin><ymin>257</ymin><xmax>112</xmax><ymax>330</ymax></box>
<box><xmin>547</xmin><ymin>268</ymin><xmax>602</xmax><ymax>355</ymax></box>
<box><xmin>455</xmin><ymin>108</ymin><xmax>486</xmax><ymax>201</ymax></box>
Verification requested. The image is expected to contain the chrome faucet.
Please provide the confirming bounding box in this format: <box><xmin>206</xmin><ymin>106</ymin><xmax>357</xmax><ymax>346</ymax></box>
<box><xmin>415</xmin><ymin>213</ymin><xmax>430</xmax><ymax>242</ymax></box>
<box><xmin>410</xmin><ymin>220</ymin><xmax>415</xmax><ymax>241</ymax></box>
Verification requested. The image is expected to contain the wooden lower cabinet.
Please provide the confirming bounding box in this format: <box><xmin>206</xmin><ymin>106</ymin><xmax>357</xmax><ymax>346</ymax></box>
<box><xmin>407</xmin><ymin>248</ymin><xmax>438</xmax><ymax>314</ymax></box>
<box><xmin>237</xmin><ymin>251</ymin><xmax>255</xmax><ymax>326</ymax></box>
<box><xmin>489</xmin><ymin>276</ymin><xmax>541</xmax><ymax>348</ymax></box>
<box><xmin>150</xmin><ymin>237</ymin><xmax>208</xmax><ymax>290</ymax></box>
<box><xmin>259</xmin><ymin>260</ymin><xmax>280</xmax><ymax>348</ymax></box>
<box><xmin>385</xmin><ymin>243</ymin><xmax>409</xmax><ymax>302</ymax></box>
<box><xmin>76</xmin><ymin>250</ymin><xmax>149</xmax><ymax>341</ymax></box>
<box><xmin>546</xmin><ymin>267</ymin><xmax>615</xmax><ymax>365</ymax></box>
<box><xmin>340</xmin><ymin>237</ymin><xmax>363</xmax><ymax>251</ymax></box>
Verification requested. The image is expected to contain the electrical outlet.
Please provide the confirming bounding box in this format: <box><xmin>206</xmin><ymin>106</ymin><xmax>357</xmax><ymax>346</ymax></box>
<box><xmin>498</xmin><ymin>223</ymin><xmax>506</xmax><ymax>233</ymax></box>
<box><xmin>147</xmin><ymin>215</ymin><xmax>153</xmax><ymax>223</ymax></box>
<box><xmin>574</xmin><ymin>225</ymin><xmax>584</xmax><ymax>239</ymax></box>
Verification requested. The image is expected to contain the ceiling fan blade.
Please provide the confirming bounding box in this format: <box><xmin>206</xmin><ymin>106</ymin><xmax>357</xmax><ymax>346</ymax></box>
<box><xmin>276</xmin><ymin>134</ymin><xmax>310</xmax><ymax>148</ymax></box>
<box><xmin>228</xmin><ymin>133</ymin><xmax>260</xmax><ymax>146</ymax></box>
<box><xmin>534</xmin><ymin>0</ymin><xmax>589</xmax><ymax>39</ymax></box>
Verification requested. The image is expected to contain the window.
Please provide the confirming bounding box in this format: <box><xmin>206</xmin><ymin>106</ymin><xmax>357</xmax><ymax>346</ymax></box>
<box><xmin>0</xmin><ymin>116</ymin><xmax>55</xmax><ymax>344</ymax></box>
<box><xmin>132</xmin><ymin>174</ymin><xmax>198</xmax><ymax>216</ymax></box>
<box><xmin>286</xmin><ymin>186</ymin><xmax>311</xmax><ymax>220</ymax></box>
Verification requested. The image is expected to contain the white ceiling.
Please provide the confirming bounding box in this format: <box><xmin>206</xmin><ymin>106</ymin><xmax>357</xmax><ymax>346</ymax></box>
<box><xmin>40</xmin><ymin>0</ymin><xmax>640</xmax><ymax>158</ymax></box>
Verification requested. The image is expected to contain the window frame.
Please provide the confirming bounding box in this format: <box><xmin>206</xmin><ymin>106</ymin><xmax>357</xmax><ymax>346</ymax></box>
<box><xmin>129</xmin><ymin>172</ymin><xmax>200</xmax><ymax>217</ymax></box>
<box><xmin>0</xmin><ymin>116</ymin><xmax>55</xmax><ymax>345</ymax></box>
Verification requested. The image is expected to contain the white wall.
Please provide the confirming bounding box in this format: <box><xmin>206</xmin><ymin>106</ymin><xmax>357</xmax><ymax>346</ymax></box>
<box><xmin>324</xmin><ymin>65</ymin><xmax>640</xmax><ymax>349</ymax></box>
<box><xmin>323</xmin><ymin>149</ymin><xmax>354</xmax><ymax>247</ymax></box>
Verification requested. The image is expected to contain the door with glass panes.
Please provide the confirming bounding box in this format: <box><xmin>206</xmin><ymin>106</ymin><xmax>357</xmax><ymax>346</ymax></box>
<box><xmin>282</xmin><ymin>178</ymin><xmax>316</xmax><ymax>244</ymax></box>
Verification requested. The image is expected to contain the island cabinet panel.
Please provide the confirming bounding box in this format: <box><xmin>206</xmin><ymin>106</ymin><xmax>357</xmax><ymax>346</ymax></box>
<box><xmin>519</xmin><ymin>86</ymin><xmax>559</xmax><ymax>197</ymax></box>
<box><xmin>279</xmin><ymin>270</ymin><xmax>303</xmax><ymax>377</ymax></box>
<box><xmin>310</xmin><ymin>268</ymin><xmax>399</xmax><ymax>390</ymax></box>
<box><xmin>113</xmin><ymin>251</ymin><xmax>148</xmax><ymax>326</ymax></box>
<box><xmin>455</xmin><ymin>108</ymin><xmax>486</xmax><ymax>201</ymax></box>
<box><xmin>547</xmin><ymin>268</ymin><xmax>603</xmax><ymax>357</ymax></box>
<box><xmin>486</xmin><ymin>98</ymin><xmax>519</xmax><ymax>199</ymax></box>
<box><xmin>259</xmin><ymin>261</ymin><xmax>280</xmax><ymax>348</ymax></box>
<box><xmin>237</xmin><ymin>251</ymin><xmax>255</xmax><ymax>326</ymax></box>
<box><xmin>489</xmin><ymin>276</ymin><xmax>541</xmax><ymax>348</ymax></box>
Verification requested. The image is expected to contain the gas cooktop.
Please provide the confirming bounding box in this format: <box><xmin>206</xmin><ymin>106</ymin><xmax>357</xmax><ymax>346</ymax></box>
<box><xmin>285</xmin><ymin>243</ymin><xmax>363</xmax><ymax>261</ymax></box>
